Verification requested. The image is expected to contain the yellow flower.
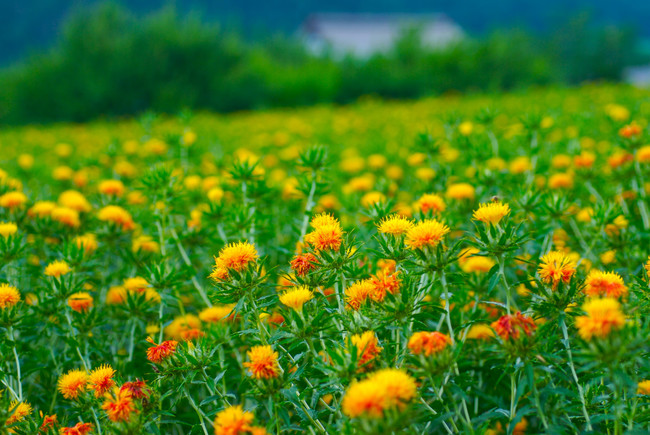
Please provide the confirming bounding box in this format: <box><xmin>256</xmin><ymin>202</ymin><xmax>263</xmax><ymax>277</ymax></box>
<box><xmin>446</xmin><ymin>183</ymin><xmax>475</xmax><ymax>201</ymax></box>
<box><xmin>45</xmin><ymin>260</ymin><xmax>71</xmax><ymax>278</ymax></box>
<box><xmin>637</xmin><ymin>380</ymin><xmax>650</xmax><ymax>395</ymax></box>
<box><xmin>459</xmin><ymin>248</ymin><xmax>494</xmax><ymax>273</ymax></box>
<box><xmin>548</xmin><ymin>173</ymin><xmax>574</xmax><ymax>189</ymax></box>
<box><xmin>28</xmin><ymin>201</ymin><xmax>56</xmax><ymax>218</ymax></box>
<box><xmin>243</xmin><ymin>345</ymin><xmax>280</xmax><ymax>379</ymax></box>
<box><xmin>472</xmin><ymin>202</ymin><xmax>510</xmax><ymax>226</ymax></box>
<box><xmin>575</xmin><ymin>297</ymin><xmax>625</xmax><ymax>340</ymax></box>
<box><xmin>377</xmin><ymin>215</ymin><xmax>413</xmax><ymax>236</ymax></box>
<box><xmin>98</xmin><ymin>179</ymin><xmax>125</xmax><ymax>196</ymax></box>
<box><xmin>132</xmin><ymin>235</ymin><xmax>159</xmax><ymax>253</ymax></box>
<box><xmin>0</xmin><ymin>191</ymin><xmax>28</xmax><ymax>209</ymax></box>
<box><xmin>465</xmin><ymin>324</ymin><xmax>495</xmax><ymax>340</ymax></box>
<box><xmin>361</xmin><ymin>191</ymin><xmax>386</xmax><ymax>208</ymax></box>
<box><xmin>97</xmin><ymin>205</ymin><xmax>135</xmax><ymax>231</ymax></box>
<box><xmin>405</xmin><ymin>219</ymin><xmax>450</xmax><ymax>249</ymax></box>
<box><xmin>213</xmin><ymin>405</ymin><xmax>255</xmax><ymax>435</ymax></box>
<box><xmin>215</xmin><ymin>241</ymin><xmax>259</xmax><ymax>272</ymax></box>
<box><xmin>58</xmin><ymin>369</ymin><xmax>88</xmax><ymax>399</ymax></box>
<box><xmin>5</xmin><ymin>401</ymin><xmax>32</xmax><ymax>426</ymax></box>
<box><xmin>279</xmin><ymin>286</ymin><xmax>313</xmax><ymax>311</ymax></box>
<box><xmin>342</xmin><ymin>368</ymin><xmax>416</xmax><ymax>418</ymax></box>
<box><xmin>74</xmin><ymin>234</ymin><xmax>98</xmax><ymax>253</ymax></box>
<box><xmin>0</xmin><ymin>221</ymin><xmax>17</xmax><ymax>238</ymax></box>
<box><xmin>164</xmin><ymin>314</ymin><xmax>202</xmax><ymax>340</ymax></box>
<box><xmin>51</xmin><ymin>206</ymin><xmax>81</xmax><ymax>228</ymax></box>
<box><xmin>123</xmin><ymin>276</ymin><xmax>149</xmax><ymax>293</ymax></box>
<box><xmin>538</xmin><ymin>251</ymin><xmax>576</xmax><ymax>289</ymax></box>
<box><xmin>199</xmin><ymin>305</ymin><xmax>236</xmax><ymax>323</ymax></box>
<box><xmin>106</xmin><ymin>286</ymin><xmax>127</xmax><ymax>305</ymax></box>
<box><xmin>58</xmin><ymin>190</ymin><xmax>91</xmax><ymax>212</ymax></box>
<box><xmin>0</xmin><ymin>283</ymin><xmax>20</xmax><ymax>309</ymax></box>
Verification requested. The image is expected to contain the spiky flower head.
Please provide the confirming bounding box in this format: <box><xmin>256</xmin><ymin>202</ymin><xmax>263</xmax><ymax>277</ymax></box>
<box><xmin>45</xmin><ymin>260</ymin><xmax>71</xmax><ymax>278</ymax></box>
<box><xmin>584</xmin><ymin>270</ymin><xmax>628</xmax><ymax>298</ymax></box>
<box><xmin>472</xmin><ymin>201</ymin><xmax>511</xmax><ymax>226</ymax></box>
<box><xmin>351</xmin><ymin>331</ymin><xmax>382</xmax><ymax>370</ymax></box>
<box><xmin>279</xmin><ymin>286</ymin><xmax>314</xmax><ymax>311</ymax></box>
<box><xmin>88</xmin><ymin>365</ymin><xmax>116</xmax><ymax>397</ymax></box>
<box><xmin>243</xmin><ymin>345</ymin><xmax>280</xmax><ymax>379</ymax></box>
<box><xmin>538</xmin><ymin>251</ymin><xmax>577</xmax><ymax>289</ymax></box>
<box><xmin>377</xmin><ymin>215</ymin><xmax>413</xmax><ymax>236</ymax></box>
<box><xmin>215</xmin><ymin>241</ymin><xmax>259</xmax><ymax>272</ymax></box>
<box><xmin>342</xmin><ymin>368</ymin><xmax>417</xmax><ymax>418</ymax></box>
<box><xmin>405</xmin><ymin>219</ymin><xmax>450</xmax><ymax>250</ymax></box>
<box><xmin>0</xmin><ymin>283</ymin><xmax>20</xmax><ymax>309</ymax></box>
<box><xmin>58</xmin><ymin>369</ymin><xmax>88</xmax><ymax>400</ymax></box>
<box><xmin>102</xmin><ymin>387</ymin><xmax>137</xmax><ymax>422</ymax></box>
<box><xmin>145</xmin><ymin>337</ymin><xmax>179</xmax><ymax>363</ymax></box>
<box><xmin>408</xmin><ymin>331</ymin><xmax>451</xmax><ymax>356</ymax></box>
<box><xmin>575</xmin><ymin>297</ymin><xmax>625</xmax><ymax>340</ymax></box>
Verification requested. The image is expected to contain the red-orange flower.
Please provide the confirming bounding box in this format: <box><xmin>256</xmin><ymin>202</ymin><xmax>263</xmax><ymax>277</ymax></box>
<box><xmin>102</xmin><ymin>388</ymin><xmax>137</xmax><ymax>422</ymax></box>
<box><xmin>146</xmin><ymin>337</ymin><xmax>178</xmax><ymax>363</ymax></box>
<box><xmin>491</xmin><ymin>312</ymin><xmax>536</xmax><ymax>341</ymax></box>
<box><xmin>408</xmin><ymin>331</ymin><xmax>451</xmax><ymax>356</ymax></box>
<box><xmin>60</xmin><ymin>422</ymin><xmax>93</xmax><ymax>435</ymax></box>
<box><xmin>120</xmin><ymin>379</ymin><xmax>150</xmax><ymax>400</ymax></box>
<box><xmin>290</xmin><ymin>253</ymin><xmax>319</xmax><ymax>276</ymax></box>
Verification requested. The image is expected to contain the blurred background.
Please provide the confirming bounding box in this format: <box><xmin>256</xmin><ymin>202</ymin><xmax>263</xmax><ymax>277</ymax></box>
<box><xmin>1</xmin><ymin>0</ymin><xmax>649</xmax><ymax>124</ymax></box>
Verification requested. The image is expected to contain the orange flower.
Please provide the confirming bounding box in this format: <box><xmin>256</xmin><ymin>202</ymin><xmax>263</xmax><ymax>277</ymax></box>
<box><xmin>213</xmin><ymin>405</ymin><xmax>254</xmax><ymax>435</ymax></box>
<box><xmin>405</xmin><ymin>219</ymin><xmax>450</xmax><ymax>249</ymax></box>
<box><xmin>369</xmin><ymin>271</ymin><xmax>400</xmax><ymax>302</ymax></box>
<box><xmin>290</xmin><ymin>253</ymin><xmax>318</xmax><ymax>276</ymax></box>
<box><xmin>538</xmin><ymin>251</ymin><xmax>576</xmax><ymax>289</ymax></box>
<box><xmin>6</xmin><ymin>401</ymin><xmax>32</xmax><ymax>426</ymax></box>
<box><xmin>98</xmin><ymin>179</ymin><xmax>126</xmax><ymax>196</ymax></box>
<box><xmin>102</xmin><ymin>388</ymin><xmax>137</xmax><ymax>422</ymax></box>
<box><xmin>408</xmin><ymin>331</ymin><xmax>451</xmax><ymax>356</ymax></box>
<box><xmin>584</xmin><ymin>270</ymin><xmax>627</xmax><ymax>298</ymax></box>
<box><xmin>414</xmin><ymin>193</ymin><xmax>446</xmax><ymax>214</ymax></box>
<box><xmin>60</xmin><ymin>422</ymin><xmax>93</xmax><ymax>435</ymax></box>
<box><xmin>305</xmin><ymin>224</ymin><xmax>343</xmax><ymax>252</ymax></box>
<box><xmin>351</xmin><ymin>331</ymin><xmax>382</xmax><ymax>369</ymax></box>
<box><xmin>120</xmin><ymin>379</ymin><xmax>150</xmax><ymax>400</ymax></box>
<box><xmin>67</xmin><ymin>292</ymin><xmax>93</xmax><ymax>312</ymax></box>
<box><xmin>575</xmin><ymin>297</ymin><xmax>625</xmax><ymax>340</ymax></box>
<box><xmin>0</xmin><ymin>191</ymin><xmax>28</xmax><ymax>209</ymax></box>
<box><xmin>619</xmin><ymin>122</ymin><xmax>642</xmax><ymax>138</ymax></box>
<box><xmin>88</xmin><ymin>365</ymin><xmax>116</xmax><ymax>397</ymax></box>
<box><xmin>243</xmin><ymin>345</ymin><xmax>280</xmax><ymax>379</ymax></box>
<box><xmin>145</xmin><ymin>337</ymin><xmax>178</xmax><ymax>363</ymax></box>
<box><xmin>0</xmin><ymin>283</ymin><xmax>20</xmax><ymax>309</ymax></box>
<box><xmin>97</xmin><ymin>205</ymin><xmax>135</xmax><ymax>231</ymax></box>
<box><xmin>57</xmin><ymin>369</ymin><xmax>88</xmax><ymax>400</ymax></box>
<box><xmin>491</xmin><ymin>312</ymin><xmax>536</xmax><ymax>341</ymax></box>
<box><xmin>215</xmin><ymin>241</ymin><xmax>259</xmax><ymax>272</ymax></box>
<box><xmin>342</xmin><ymin>368</ymin><xmax>416</xmax><ymax>418</ymax></box>
<box><xmin>39</xmin><ymin>414</ymin><xmax>58</xmax><ymax>432</ymax></box>
<box><xmin>345</xmin><ymin>279</ymin><xmax>375</xmax><ymax>310</ymax></box>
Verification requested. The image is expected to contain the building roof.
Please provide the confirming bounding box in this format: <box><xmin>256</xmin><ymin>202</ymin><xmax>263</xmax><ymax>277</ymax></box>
<box><xmin>300</xmin><ymin>13</ymin><xmax>464</xmax><ymax>57</ymax></box>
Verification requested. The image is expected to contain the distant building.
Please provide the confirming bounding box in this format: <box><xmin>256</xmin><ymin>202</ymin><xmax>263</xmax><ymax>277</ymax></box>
<box><xmin>624</xmin><ymin>65</ymin><xmax>650</xmax><ymax>87</ymax></box>
<box><xmin>300</xmin><ymin>13</ymin><xmax>464</xmax><ymax>57</ymax></box>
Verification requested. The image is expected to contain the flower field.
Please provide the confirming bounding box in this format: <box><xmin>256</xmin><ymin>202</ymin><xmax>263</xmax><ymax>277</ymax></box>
<box><xmin>2</xmin><ymin>84</ymin><xmax>650</xmax><ymax>433</ymax></box>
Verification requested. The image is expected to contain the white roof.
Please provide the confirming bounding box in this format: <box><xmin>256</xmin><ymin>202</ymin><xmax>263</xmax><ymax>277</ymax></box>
<box><xmin>301</xmin><ymin>13</ymin><xmax>464</xmax><ymax>57</ymax></box>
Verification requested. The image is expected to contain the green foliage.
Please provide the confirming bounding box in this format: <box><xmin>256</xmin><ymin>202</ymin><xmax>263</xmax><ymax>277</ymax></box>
<box><xmin>0</xmin><ymin>2</ymin><xmax>645</xmax><ymax>124</ymax></box>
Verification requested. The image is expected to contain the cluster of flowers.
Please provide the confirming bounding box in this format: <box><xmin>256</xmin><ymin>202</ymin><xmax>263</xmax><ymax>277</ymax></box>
<box><xmin>1</xmin><ymin>86</ymin><xmax>650</xmax><ymax>434</ymax></box>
